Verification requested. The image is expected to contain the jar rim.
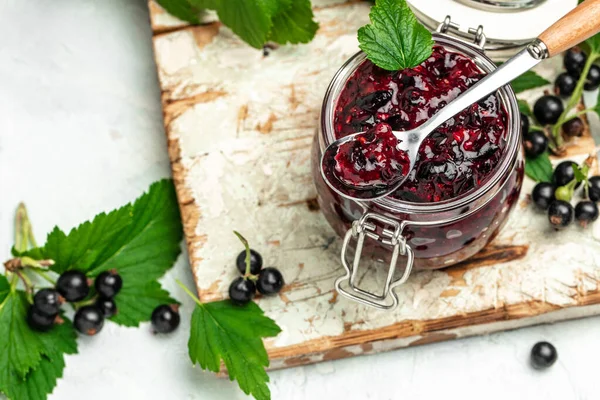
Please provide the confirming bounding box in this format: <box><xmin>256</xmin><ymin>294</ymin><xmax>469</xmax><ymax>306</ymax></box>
<box><xmin>319</xmin><ymin>32</ymin><xmax>521</xmax><ymax>214</ymax></box>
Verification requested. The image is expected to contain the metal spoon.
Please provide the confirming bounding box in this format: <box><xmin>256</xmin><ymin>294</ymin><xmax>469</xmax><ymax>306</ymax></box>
<box><xmin>321</xmin><ymin>0</ymin><xmax>600</xmax><ymax>201</ymax></box>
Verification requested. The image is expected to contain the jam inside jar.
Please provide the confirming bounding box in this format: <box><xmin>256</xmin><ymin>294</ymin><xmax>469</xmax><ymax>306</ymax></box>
<box><xmin>312</xmin><ymin>32</ymin><xmax>524</xmax><ymax>305</ymax></box>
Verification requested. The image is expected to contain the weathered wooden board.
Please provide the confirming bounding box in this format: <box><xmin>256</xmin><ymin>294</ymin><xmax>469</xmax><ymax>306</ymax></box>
<box><xmin>149</xmin><ymin>0</ymin><xmax>600</xmax><ymax>371</ymax></box>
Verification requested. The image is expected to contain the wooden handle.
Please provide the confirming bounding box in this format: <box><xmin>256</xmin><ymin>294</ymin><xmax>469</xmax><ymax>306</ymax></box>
<box><xmin>538</xmin><ymin>0</ymin><xmax>600</xmax><ymax>57</ymax></box>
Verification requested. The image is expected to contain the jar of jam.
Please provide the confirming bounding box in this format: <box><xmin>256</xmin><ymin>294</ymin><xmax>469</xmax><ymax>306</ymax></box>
<box><xmin>311</xmin><ymin>18</ymin><xmax>524</xmax><ymax>309</ymax></box>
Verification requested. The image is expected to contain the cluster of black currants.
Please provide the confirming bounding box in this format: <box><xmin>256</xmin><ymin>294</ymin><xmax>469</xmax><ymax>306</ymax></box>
<box><xmin>532</xmin><ymin>161</ymin><xmax>600</xmax><ymax>228</ymax></box>
<box><xmin>522</xmin><ymin>48</ymin><xmax>599</xmax><ymax>158</ymax></box>
<box><xmin>27</xmin><ymin>269</ymin><xmax>122</xmax><ymax>335</ymax></box>
<box><xmin>229</xmin><ymin>249</ymin><xmax>284</xmax><ymax>306</ymax></box>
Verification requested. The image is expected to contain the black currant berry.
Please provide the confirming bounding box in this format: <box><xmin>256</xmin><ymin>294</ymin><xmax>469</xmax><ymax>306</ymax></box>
<box><xmin>531</xmin><ymin>341</ymin><xmax>557</xmax><ymax>369</ymax></box>
<box><xmin>554</xmin><ymin>73</ymin><xmax>577</xmax><ymax>97</ymax></box>
<box><xmin>33</xmin><ymin>288</ymin><xmax>63</xmax><ymax>316</ymax></box>
<box><xmin>94</xmin><ymin>270</ymin><xmax>123</xmax><ymax>298</ymax></box>
<box><xmin>562</xmin><ymin>117</ymin><xmax>584</xmax><ymax>137</ymax></box>
<box><xmin>235</xmin><ymin>249</ymin><xmax>263</xmax><ymax>275</ymax></box>
<box><xmin>575</xmin><ymin>201</ymin><xmax>599</xmax><ymax>227</ymax></box>
<box><xmin>563</xmin><ymin>48</ymin><xmax>587</xmax><ymax>77</ymax></box>
<box><xmin>548</xmin><ymin>200</ymin><xmax>574</xmax><ymax>228</ymax></box>
<box><xmin>151</xmin><ymin>304</ymin><xmax>180</xmax><ymax>334</ymax></box>
<box><xmin>584</xmin><ymin>64</ymin><xmax>600</xmax><ymax>91</ymax></box>
<box><xmin>523</xmin><ymin>131</ymin><xmax>548</xmax><ymax>158</ymax></box>
<box><xmin>56</xmin><ymin>270</ymin><xmax>90</xmax><ymax>302</ymax></box>
<box><xmin>552</xmin><ymin>161</ymin><xmax>578</xmax><ymax>187</ymax></box>
<box><xmin>588</xmin><ymin>176</ymin><xmax>600</xmax><ymax>202</ymax></box>
<box><xmin>74</xmin><ymin>305</ymin><xmax>104</xmax><ymax>336</ymax></box>
<box><xmin>256</xmin><ymin>267</ymin><xmax>284</xmax><ymax>295</ymax></box>
<box><xmin>520</xmin><ymin>113</ymin><xmax>530</xmax><ymax>136</ymax></box>
<box><xmin>533</xmin><ymin>95</ymin><xmax>564</xmax><ymax>126</ymax></box>
<box><xmin>228</xmin><ymin>277</ymin><xmax>256</xmax><ymax>305</ymax></box>
<box><xmin>532</xmin><ymin>182</ymin><xmax>556</xmax><ymax>211</ymax></box>
<box><xmin>27</xmin><ymin>306</ymin><xmax>56</xmax><ymax>332</ymax></box>
<box><xmin>96</xmin><ymin>297</ymin><xmax>118</xmax><ymax>318</ymax></box>
<box><xmin>357</xmin><ymin>90</ymin><xmax>392</xmax><ymax>112</ymax></box>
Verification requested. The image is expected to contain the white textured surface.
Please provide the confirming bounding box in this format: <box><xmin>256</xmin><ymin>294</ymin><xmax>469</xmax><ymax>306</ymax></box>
<box><xmin>2</xmin><ymin>1</ymin><xmax>600</xmax><ymax>400</ymax></box>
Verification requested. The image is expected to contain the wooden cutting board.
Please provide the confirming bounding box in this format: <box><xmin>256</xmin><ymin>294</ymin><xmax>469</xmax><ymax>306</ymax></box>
<box><xmin>148</xmin><ymin>0</ymin><xmax>600</xmax><ymax>371</ymax></box>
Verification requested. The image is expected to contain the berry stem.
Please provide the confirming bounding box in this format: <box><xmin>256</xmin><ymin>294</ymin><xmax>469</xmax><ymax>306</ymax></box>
<box><xmin>529</xmin><ymin>125</ymin><xmax>544</xmax><ymax>132</ymax></box>
<box><xmin>233</xmin><ymin>231</ymin><xmax>252</xmax><ymax>278</ymax></box>
<box><xmin>175</xmin><ymin>279</ymin><xmax>202</xmax><ymax>307</ymax></box>
<box><xmin>30</xmin><ymin>268</ymin><xmax>57</xmax><ymax>285</ymax></box>
<box><xmin>14</xmin><ymin>203</ymin><xmax>28</xmax><ymax>254</ymax></box>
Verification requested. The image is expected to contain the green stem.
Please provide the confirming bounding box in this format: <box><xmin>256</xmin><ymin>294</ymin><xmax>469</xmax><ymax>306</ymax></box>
<box><xmin>14</xmin><ymin>204</ymin><xmax>27</xmax><ymax>253</ymax></box>
<box><xmin>175</xmin><ymin>279</ymin><xmax>202</xmax><ymax>306</ymax></box>
<box><xmin>562</xmin><ymin>108</ymin><xmax>596</xmax><ymax>124</ymax></box>
<box><xmin>233</xmin><ymin>231</ymin><xmax>252</xmax><ymax>277</ymax></box>
<box><xmin>30</xmin><ymin>268</ymin><xmax>57</xmax><ymax>285</ymax></box>
<box><xmin>529</xmin><ymin>125</ymin><xmax>544</xmax><ymax>132</ymax></box>
<box><xmin>72</xmin><ymin>296</ymin><xmax>98</xmax><ymax>310</ymax></box>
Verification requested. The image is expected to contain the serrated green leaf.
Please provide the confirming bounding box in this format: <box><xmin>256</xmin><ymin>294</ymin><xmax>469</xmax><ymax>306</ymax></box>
<box><xmin>84</xmin><ymin>179</ymin><xmax>182</xmax><ymax>282</ymax></box>
<box><xmin>110</xmin><ymin>281</ymin><xmax>177</xmax><ymax>327</ymax></box>
<box><xmin>510</xmin><ymin>70</ymin><xmax>549</xmax><ymax>94</ymax></box>
<box><xmin>4</xmin><ymin>317</ymin><xmax>78</xmax><ymax>400</ymax></box>
<box><xmin>267</xmin><ymin>0</ymin><xmax>319</xmax><ymax>45</ymax></box>
<box><xmin>189</xmin><ymin>301</ymin><xmax>281</xmax><ymax>400</ymax></box>
<box><xmin>11</xmin><ymin>246</ymin><xmax>45</xmax><ymax>260</ymax></box>
<box><xmin>0</xmin><ymin>276</ymin><xmax>9</xmax><ymax>304</ymax></box>
<box><xmin>211</xmin><ymin>0</ymin><xmax>279</xmax><ymax>49</ymax></box>
<box><xmin>156</xmin><ymin>0</ymin><xmax>203</xmax><ymax>24</ymax></box>
<box><xmin>518</xmin><ymin>99</ymin><xmax>532</xmax><ymax>117</ymax></box>
<box><xmin>358</xmin><ymin>0</ymin><xmax>434</xmax><ymax>71</ymax></box>
<box><xmin>525</xmin><ymin>152</ymin><xmax>553</xmax><ymax>183</ymax></box>
<box><xmin>45</xmin><ymin>205</ymin><xmax>132</xmax><ymax>275</ymax></box>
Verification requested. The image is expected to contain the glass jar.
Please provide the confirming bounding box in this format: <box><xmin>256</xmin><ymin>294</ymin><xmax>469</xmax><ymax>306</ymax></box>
<box><xmin>311</xmin><ymin>23</ymin><xmax>524</xmax><ymax>309</ymax></box>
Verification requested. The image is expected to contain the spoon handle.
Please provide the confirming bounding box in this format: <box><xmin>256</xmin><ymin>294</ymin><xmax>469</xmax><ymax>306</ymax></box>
<box><xmin>539</xmin><ymin>0</ymin><xmax>600</xmax><ymax>57</ymax></box>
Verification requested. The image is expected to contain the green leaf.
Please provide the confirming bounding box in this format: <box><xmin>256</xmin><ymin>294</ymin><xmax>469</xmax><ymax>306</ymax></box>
<box><xmin>11</xmin><ymin>246</ymin><xmax>45</xmax><ymax>260</ymax></box>
<box><xmin>0</xmin><ymin>276</ymin><xmax>9</xmax><ymax>304</ymax></box>
<box><xmin>45</xmin><ymin>205</ymin><xmax>132</xmax><ymax>275</ymax></box>
<box><xmin>525</xmin><ymin>152</ymin><xmax>553</xmax><ymax>182</ymax></box>
<box><xmin>357</xmin><ymin>0</ymin><xmax>434</xmax><ymax>71</ymax></box>
<box><xmin>267</xmin><ymin>0</ymin><xmax>319</xmax><ymax>45</ymax></box>
<box><xmin>518</xmin><ymin>99</ymin><xmax>532</xmax><ymax>117</ymax></box>
<box><xmin>155</xmin><ymin>0</ymin><xmax>203</xmax><ymax>24</ymax></box>
<box><xmin>510</xmin><ymin>70</ymin><xmax>549</xmax><ymax>94</ymax></box>
<box><xmin>110</xmin><ymin>281</ymin><xmax>177</xmax><ymax>327</ymax></box>
<box><xmin>212</xmin><ymin>0</ymin><xmax>279</xmax><ymax>49</ymax></box>
<box><xmin>4</xmin><ymin>317</ymin><xmax>78</xmax><ymax>400</ymax></box>
<box><xmin>189</xmin><ymin>301</ymin><xmax>281</xmax><ymax>400</ymax></box>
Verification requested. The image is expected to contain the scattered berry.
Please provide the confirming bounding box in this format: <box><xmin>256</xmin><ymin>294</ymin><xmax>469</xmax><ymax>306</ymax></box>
<box><xmin>531</xmin><ymin>341</ymin><xmax>558</xmax><ymax>369</ymax></box>
<box><xmin>563</xmin><ymin>48</ymin><xmax>587</xmax><ymax>77</ymax></box>
<box><xmin>96</xmin><ymin>297</ymin><xmax>118</xmax><ymax>318</ymax></box>
<box><xmin>27</xmin><ymin>306</ymin><xmax>56</xmax><ymax>332</ymax></box>
<box><xmin>94</xmin><ymin>270</ymin><xmax>123</xmax><ymax>298</ymax></box>
<box><xmin>562</xmin><ymin>117</ymin><xmax>584</xmax><ymax>137</ymax></box>
<box><xmin>588</xmin><ymin>176</ymin><xmax>600</xmax><ymax>202</ymax></box>
<box><xmin>554</xmin><ymin>185</ymin><xmax>572</xmax><ymax>202</ymax></box>
<box><xmin>57</xmin><ymin>270</ymin><xmax>90</xmax><ymax>302</ymax></box>
<box><xmin>523</xmin><ymin>131</ymin><xmax>548</xmax><ymax>158</ymax></box>
<box><xmin>520</xmin><ymin>113</ymin><xmax>530</xmax><ymax>135</ymax></box>
<box><xmin>74</xmin><ymin>305</ymin><xmax>104</xmax><ymax>336</ymax></box>
<box><xmin>533</xmin><ymin>95</ymin><xmax>564</xmax><ymax>126</ymax></box>
<box><xmin>552</xmin><ymin>161</ymin><xmax>578</xmax><ymax>187</ymax></box>
<box><xmin>548</xmin><ymin>200</ymin><xmax>574</xmax><ymax>228</ymax></box>
<box><xmin>151</xmin><ymin>304</ymin><xmax>180</xmax><ymax>334</ymax></box>
<box><xmin>575</xmin><ymin>201</ymin><xmax>599</xmax><ymax>227</ymax></box>
<box><xmin>256</xmin><ymin>267</ymin><xmax>285</xmax><ymax>295</ymax></box>
<box><xmin>33</xmin><ymin>288</ymin><xmax>63</xmax><ymax>316</ymax></box>
<box><xmin>532</xmin><ymin>182</ymin><xmax>556</xmax><ymax>211</ymax></box>
<box><xmin>229</xmin><ymin>277</ymin><xmax>256</xmax><ymax>305</ymax></box>
<box><xmin>554</xmin><ymin>73</ymin><xmax>577</xmax><ymax>97</ymax></box>
<box><xmin>584</xmin><ymin>64</ymin><xmax>600</xmax><ymax>91</ymax></box>
<box><xmin>235</xmin><ymin>249</ymin><xmax>263</xmax><ymax>275</ymax></box>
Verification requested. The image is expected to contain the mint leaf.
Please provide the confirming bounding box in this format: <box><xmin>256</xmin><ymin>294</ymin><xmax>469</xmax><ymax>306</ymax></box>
<box><xmin>4</xmin><ymin>316</ymin><xmax>78</xmax><ymax>400</ymax></box>
<box><xmin>110</xmin><ymin>281</ymin><xmax>177</xmax><ymax>327</ymax></box>
<box><xmin>267</xmin><ymin>0</ymin><xmax>319</xmax><ymax>45</ymax></box>
<box><xmin>189</xmin><ymin>301</ymin><xmax>281</xmax><ymax>400</ymax></box>
<box><xmin>510</xmin><ymin>70</ymin><xmax>549</xmax><ymax>94</ymax></box>
<box><xmin>45</xmin><ymin>205</ymin><xmax>132</xmax><ymax>275</ymax></box>
<box><xmin>358</xmin><ymin>0</ymin><xmax>434</xmax><ymax>71</ymax></box>
<box><xmin>156</xmin><ymin>0</ymin><xmax>203</xmax><ymax>24</ymax></box>
<box><xmin>518</xmin><ymin>99</ymin><xmax>532</xmax><ymax>117</ymax></box>
<box><xmin>525</xmin><ymin>152</ymin><xmax>553</xmax><ymax>182</ymax></box>
<box><xmin>211</xmin><ymin>0</ymin><xmax>279</xmax><ymax>49</ymax></box>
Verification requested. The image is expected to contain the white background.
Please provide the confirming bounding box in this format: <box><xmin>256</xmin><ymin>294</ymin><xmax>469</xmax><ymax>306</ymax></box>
<box><xmin>1</xmin><ymin>1</ymin><xmax>600</xmax><ymax>399</ymax></box>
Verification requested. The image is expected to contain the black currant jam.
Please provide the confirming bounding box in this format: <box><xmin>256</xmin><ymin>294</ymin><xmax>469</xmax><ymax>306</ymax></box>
<box><xmin>313</xmin><ymin>34</ymin><xmax>524</xmax><ymax>271</ymax></box>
